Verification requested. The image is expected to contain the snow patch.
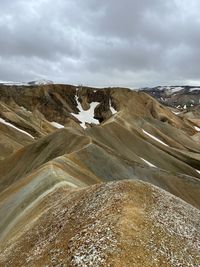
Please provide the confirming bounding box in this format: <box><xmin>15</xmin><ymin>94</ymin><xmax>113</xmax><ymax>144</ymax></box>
<box><xmin>158</xmin><ymin>86</ymin><xmax>183</xmax><ymax>93</ymax></box>
<box><xmin>194</xmin><ymin>126</ymin><xmax>200</xmax><ymax>132</ymax></box>
<box><xmin>140</xmin><ymin>157</ymin><xmax>157</xmax><ymax>168</ymax></box>
<box><xmin>51</xmin><ymin>122</ymin><xmax>64</xmax><ymax>129</ymax></box>
<box><xmin>20</xmin><ymin>106</ymin><xmax>32</xmax><ymax>114</ymax></box>
<box><xmin>0</xmin><ymin>118</ymin><xmax>34</xmax><ymax>138</ymax></box>
<box><xmin>172</xmin><ymin>111</ymin><xmax>180</xmax><ymax>115</ymax></box>
<box><xmin>109</xmin><ymin>99</ymin><xmax>117</xmax><ymax>114</ymax></box>
<box><xmin>170</xmin><ymin>87</ymin><xmax>184</xmax><ymax>93</ymax></box>
<box><xmin>148</xmin><ymin>186</ymin><xmax>200</xmax><ymax>266</ymax></box>
<box><xmin>72</xmin><ymin>96</ymin><xmax>99</xmax><ymax>128</ymax></box>
<box><xmin>189</xmin><ymin>87</ymin><xmax>200</xmax><ymax>92</ymax></box>
<box><xmin>142</xmin><ymin>129</ymin><xmax>169</xmax><ymax>147</ymax></box>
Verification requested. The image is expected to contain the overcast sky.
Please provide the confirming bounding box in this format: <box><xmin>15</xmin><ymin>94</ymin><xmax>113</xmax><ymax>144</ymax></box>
<box><xmin>0</xmin><ymin>0</ymin><xmax>200</xmax><ymax>87</ymax></box>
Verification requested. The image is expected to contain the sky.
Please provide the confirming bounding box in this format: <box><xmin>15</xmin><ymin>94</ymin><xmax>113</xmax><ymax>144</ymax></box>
<box><xmin>0</xmin><ymin>0</ymin><xmax>200</xmax><ymax>88</ymax></box>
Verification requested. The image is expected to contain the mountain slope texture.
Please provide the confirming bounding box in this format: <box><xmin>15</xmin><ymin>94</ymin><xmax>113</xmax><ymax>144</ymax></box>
<box><xmin>0</xmin><ymin>83</ymin><xmax>200</xmax><ymax>266</ymax></box>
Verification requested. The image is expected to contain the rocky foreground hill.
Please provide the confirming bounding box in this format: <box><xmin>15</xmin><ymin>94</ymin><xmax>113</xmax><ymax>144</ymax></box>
<box><xmin>0</xmin><ymin>83</ymin><xmax>200</xmax><ymax>266</ymax></box>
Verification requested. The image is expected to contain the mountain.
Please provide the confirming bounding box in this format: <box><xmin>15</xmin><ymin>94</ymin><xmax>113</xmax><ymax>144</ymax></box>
<box><xmin>28</xmin><ymin>79</ymin><xmax>54</xmax><ymax>85</ymax></box>
<box><xmin>0</xmin><ymin>79</ymin><xmax>53</xmax><ymax>86</ymax></box>
<box><xmin>0</xmin><ymin>83</ymin><xmax>200</xmax><ymax>266</ymax></box>
<box><xmin>141</xmin><ymin>85</ymin><xmax>200</xmax><ymax>108</ymax></box>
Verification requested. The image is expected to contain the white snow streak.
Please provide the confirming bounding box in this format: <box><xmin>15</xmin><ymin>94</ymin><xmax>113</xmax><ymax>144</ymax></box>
<box><xmin>196</xmin><ymin>169</ymin><xmax>200</xmax><ymax>174</ymax></box>
<box><xmin>0</xmin><ymin>118</ymin><xmax>34</xmax><ymax>138</ymax></box>
<box><xmin>172</xmin><ymin>111</ymin><xmax>180</xmax><ymax>115</ymax></box>
<box><xmin>194</xmin><ymin>126</ymin><xmax>200</xmax><ymax>132</ymax></box>
<box><xmin>51</xmin><ymin>122</ymin><xmax>64</xmax><ymax>129</ymax></box>
<box><xmin>109</xmin><ymin>99</ymin><xmax>117</xmax><ymax>114</ymax></box>
<box><xmin>171</xmin><ymin>87</ymin><xmax>184</xmax><ymax>93</ymax></box>
<box><xmin>142</xmin><ymin>129</ymin><xmax>169</xmax><ymax>147</ymax></box>
<box><xmin>140</xmin><ymin>157</ymin><xmax>157</xmax><ymax>168</ymax></box>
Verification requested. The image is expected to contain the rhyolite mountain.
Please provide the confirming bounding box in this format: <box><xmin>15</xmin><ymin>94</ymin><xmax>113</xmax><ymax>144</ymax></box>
<box><xmin>0</xmin><ymin>83</ymin><xmax>200</xmax><ymax>266</ymax></box>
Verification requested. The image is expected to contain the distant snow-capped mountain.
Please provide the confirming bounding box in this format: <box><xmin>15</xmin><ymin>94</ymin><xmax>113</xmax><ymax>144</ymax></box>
<box><xmin>28</xmin><ymin>79</ymin><xmax>53</xmax><ymax>85</ymax></box>
<box><xmin>141</xmin><ymin>85</ymin><xmax>200</xmax><ymax>93</ymax></box>
<box><xmin>140</xmin><ymin>85</ymin><xmax>200</xmax><ymax>109</ymax></box>
<box><xmin>0</xmin><ymin>79</ymin><xmax>53</xmax><ymax>86</ymax></box>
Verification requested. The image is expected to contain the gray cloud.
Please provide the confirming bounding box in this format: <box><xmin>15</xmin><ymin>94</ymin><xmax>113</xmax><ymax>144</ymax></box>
<box><xmin>0</xmin><ymin>0</ymin><xmax>200</xmax><ymax>87</ymax></box>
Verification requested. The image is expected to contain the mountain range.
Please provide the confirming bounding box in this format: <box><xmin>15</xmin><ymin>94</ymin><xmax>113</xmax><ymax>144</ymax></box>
<box><xmin>0</xmin><ymin>83</ymin><xmax>200</xmax><ymax>266</ymax></box>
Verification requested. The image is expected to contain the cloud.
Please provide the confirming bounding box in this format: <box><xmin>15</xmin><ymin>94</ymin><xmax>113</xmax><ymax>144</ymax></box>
<box><xmin>0</xmin><ymin>0</ymin><xmax>200</xmax><ymax>87</ymax></box>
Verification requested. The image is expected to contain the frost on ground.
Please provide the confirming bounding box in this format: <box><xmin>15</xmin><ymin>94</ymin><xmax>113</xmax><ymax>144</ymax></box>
<box><xmin>68</xmin><ymin>181</ymin><xmax>123</xmax><ymax>267</ymax></box>
<box><xmin>146</xmin><ymin>185</ymin><xmax>200</xmax><ymax>267</ymax></box>
<box><xmin>1</xmin><ymin>180</ymin><xmax>199</xmax><ymax>266</ymax></box>
<box><xmin>69</xmin><ymin>220</ymin><xmax>117</xmax><ymax>267</ymax></box>
<box><xmin>0</xmin><ymin>181</ymin><xmax>124</xmax><ymax>266</ymax></box>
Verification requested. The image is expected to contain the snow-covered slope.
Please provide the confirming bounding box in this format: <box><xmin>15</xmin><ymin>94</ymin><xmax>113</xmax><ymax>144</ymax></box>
<box><xmin>72</xmin><ymin>96</ymin><xmax>100</xmax><ymax>128</ymax></box>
